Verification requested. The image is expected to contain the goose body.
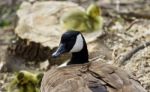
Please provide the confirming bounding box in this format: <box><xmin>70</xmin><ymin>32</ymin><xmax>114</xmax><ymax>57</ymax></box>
<box><xmin>41</xmin><ymin>31</ymin><xmax>146</xmax><ymax>92</ymax></box>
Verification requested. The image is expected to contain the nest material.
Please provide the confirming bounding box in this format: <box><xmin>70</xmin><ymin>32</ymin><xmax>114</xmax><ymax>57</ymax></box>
<box><xmin>8</xmin><ymin>38</ymin><xmax>51</xmax><ymax>62</ymax></box>
<box><xmin>7</xmin><ymin>37</ymin><xmax>70</xmax><ymax>67</ymax></box>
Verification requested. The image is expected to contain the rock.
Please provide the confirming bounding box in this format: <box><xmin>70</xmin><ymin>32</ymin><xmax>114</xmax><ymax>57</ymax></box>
<box><xmin>15</xmin><ymin>1</ymin><xmax>85</xmax><ymax>49</ymax></box>
<box><xmin>15</xmin><ymin>1</ymin><xmax>103</xmax><ymax>49</ymax></box>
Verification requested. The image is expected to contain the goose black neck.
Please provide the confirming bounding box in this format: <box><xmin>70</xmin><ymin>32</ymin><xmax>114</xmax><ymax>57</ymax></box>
<box><xmin>68</xmin><ymin>41</ymin><xmax>89</xmax><ymax>65</ymax></box>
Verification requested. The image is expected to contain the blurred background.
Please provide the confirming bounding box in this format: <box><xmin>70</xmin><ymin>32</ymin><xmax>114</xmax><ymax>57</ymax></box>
<box><xmin>0</xmin><ymin>0</ymin><xmax>150</xmax><ymax>92</ymax></box>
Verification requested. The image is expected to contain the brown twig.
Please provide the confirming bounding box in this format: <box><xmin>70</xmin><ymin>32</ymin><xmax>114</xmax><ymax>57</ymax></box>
<box><xmin>118</xmin><ymin>12</ymin><xmax>150</xmax><ymax>20</ymax></box>
<box><xmin>119</xmin><ymin>41</ymin><xmax>150</xmax><ymax>66</ymax></box>
<box><xmin>125</xmin><ymin>20</ymin><xmax>141</xmax><ymax>31</ymax></box>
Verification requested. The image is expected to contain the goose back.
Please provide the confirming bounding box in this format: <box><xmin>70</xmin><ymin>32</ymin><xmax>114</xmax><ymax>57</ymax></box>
<box><xmin>41</xmin><ymin>61</ymin><xmax>146</xmax><ymax>92</ymax></box>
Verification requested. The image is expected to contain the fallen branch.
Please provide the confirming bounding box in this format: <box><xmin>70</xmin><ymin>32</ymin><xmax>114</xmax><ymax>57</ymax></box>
<box><xmin>119</xmin><ymin>41</ymin><xmax>150</xmax><ymax>66</ymax></box>
<box><xmin>118</xmin><ymin>12</ymin><xmax>150</xmax><ymax>20</ymax></box>
<box><xmin>125</xmin><ymin>20</ymin><xmax>141</xmax><ymax>31</ymax></box>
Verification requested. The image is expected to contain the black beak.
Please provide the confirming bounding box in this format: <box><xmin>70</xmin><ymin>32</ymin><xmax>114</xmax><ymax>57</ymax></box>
<box><xmin>52</xmin><ymin>43</ymin><xmax>66</xmax><ymax>58</ymax></box>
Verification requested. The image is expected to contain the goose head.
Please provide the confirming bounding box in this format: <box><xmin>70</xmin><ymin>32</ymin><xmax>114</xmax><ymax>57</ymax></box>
<box><xmin>52</xmin><ymin>30</ymin><xmax>89</xmax><ymax>65</ymax></box>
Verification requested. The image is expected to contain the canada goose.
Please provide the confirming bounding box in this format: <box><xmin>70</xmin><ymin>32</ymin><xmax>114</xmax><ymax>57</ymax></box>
<box><xmin>41</xmin><ymin>31</ymin><xmax>146</xmax><ymax>92</ymax></box>
<box><xmin>61</xmin><ymin>4</ymin><xmax>103</xmax><ymax>32</ymax></box>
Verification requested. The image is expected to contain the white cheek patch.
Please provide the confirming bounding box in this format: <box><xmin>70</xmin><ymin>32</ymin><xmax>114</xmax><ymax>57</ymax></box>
<box><xmin>70</xmin><ymin>34</ymin><xmax>84</xmax><ymax>53</ymax></box>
